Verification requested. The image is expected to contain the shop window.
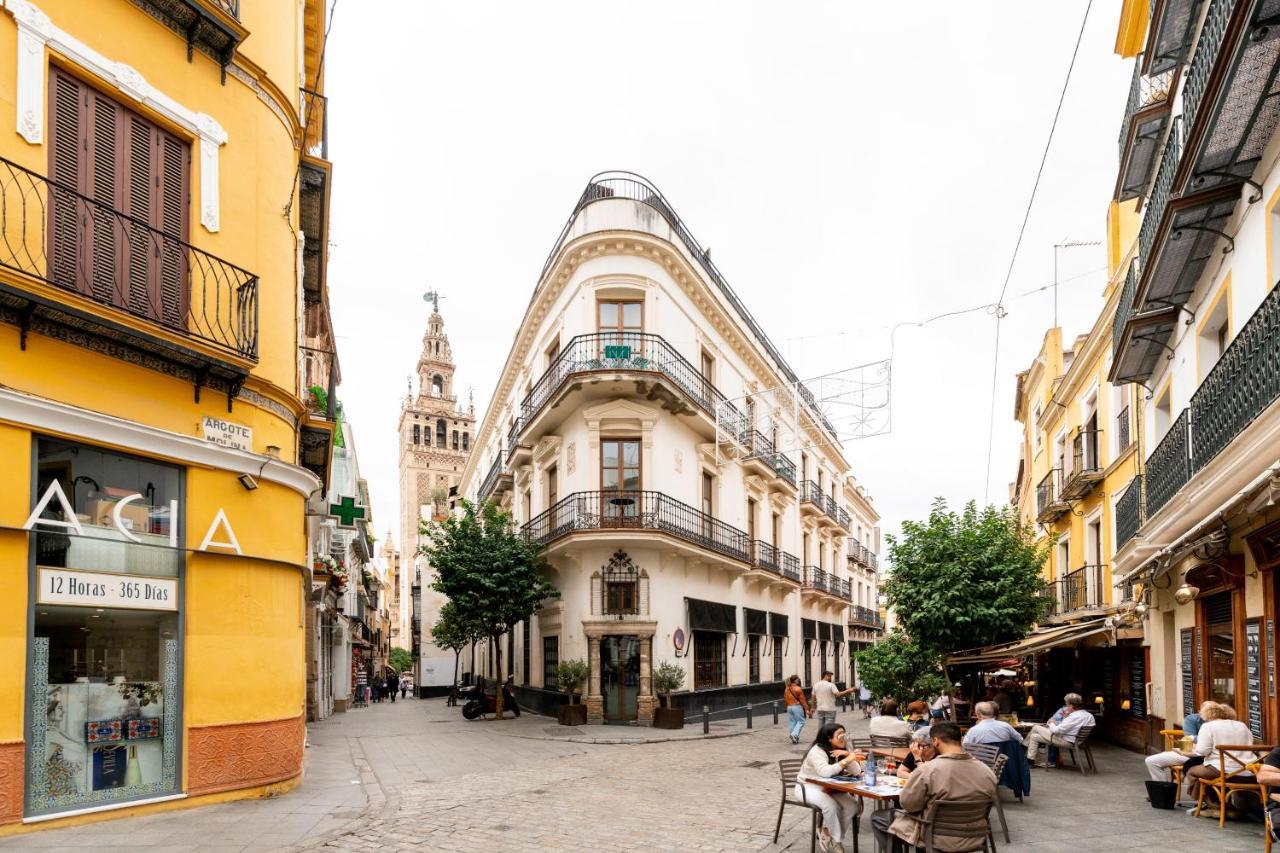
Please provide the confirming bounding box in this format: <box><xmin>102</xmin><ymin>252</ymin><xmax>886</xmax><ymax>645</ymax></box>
<box><xmin>803</xmin><ymin>639</ymin><xmax>813</xmax><ymax>685</ymax></box>
<box><xmin>748</xmin><ymin>635</ymin><xmax>760</xmax><ymax>684</ymax></box>
<box><xmin>693</xmin><ymin>631</ymin><xmax>726</xmax><ymax>690</ymax></box>
<box><xmin>772</xmin><ymin>639</ymin><xmax>783</xmax><ymax>682</ymax></box>
<box><xmin>1204</xmin><ymin>591</ymin><xmax>1236</xmax><ymax>706</ymax></box>
<box><xmin>27</xmin><ymin>438</ymin><xmax>182</xmax><ymax>817</ymax></box>
<box><xmin>542</xmin><ymin>635</ymin><xmax>559</xmax><ymax>690</ymax></box>
<box><xmin>522</xmin><ymin>620</ymin><xmax>530</xmax><ymax>686</ymax></box>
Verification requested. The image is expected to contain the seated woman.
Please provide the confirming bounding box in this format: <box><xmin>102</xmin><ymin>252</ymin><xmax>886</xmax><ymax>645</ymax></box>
<box><xmin>1183</xmin><ymin>702</ymin><xmax>1258</xmax><ymax>814</ymax></box>
<box><xmin>905</xmin><ymin>701</ymin><xmax>931</xmax><ymax>732</ymax></box>
<box><xmin>869</xmin><ymin>698</ymin><xmax>912</xmax><ymax>739</ymax></box>
<box><xmin>897</xmin><ymin>726</ymin><xmax>936</xmax><ymax>778</ymax></box>
<box><xmin>797</xmin><ymin>723</ymin><xmax>864</xmax><ymax>853</ymax></box>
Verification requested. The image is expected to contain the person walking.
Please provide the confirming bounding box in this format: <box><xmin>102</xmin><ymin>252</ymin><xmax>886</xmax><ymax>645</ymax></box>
<box><xmin>783</xmin><ymin>675</ymin><xmax>811</xmax><ymax>744</ymax></box>
<box><xmin>812</xmin><ymin>670</ymin><xmax>855</xmax><ymax>729</ymax></box>
<box><xmin>386</xmin><ymin>671</ymin><xmax>399</xmax><ymax>703</ymax></box>
<box><xmin>858</xmin><ymin>683</ymin><xmax>873</xmax><ymax>719</ymax></box>
<box><xmin>399</xmin><ymin>676</ymin><xmax>408</xmax><ymax>700</ymax></box>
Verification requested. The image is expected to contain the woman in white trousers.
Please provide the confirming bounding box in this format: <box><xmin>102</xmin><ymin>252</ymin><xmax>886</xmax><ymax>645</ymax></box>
<box><xmin>796</xmin><ymin>723</ymin><xmax>863</xmax><ymax>853</ymax></box>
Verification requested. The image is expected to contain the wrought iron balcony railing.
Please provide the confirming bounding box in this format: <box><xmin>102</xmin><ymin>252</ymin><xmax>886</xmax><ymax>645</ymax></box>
<box><xmin>1179</xmin><ymin>0</ymin><xmax>1233</xmax><ymax>159</ymax></box>
<box><xmin>849</xmin><ymin>605</ymin><xmax>883</xmax><ymax>630</ymax></box>
<box><xmin>800</xmin><ymin>480</ymin><xmax>823</xmax><ymax>509</ymax></box>
<box><xmin>506</xmin><ymin>417</ymin><xmax>528</xmax><ymax>461</ymax></box>
<box><xmin>743</xmin><ymin>430</ymin><xmax>797</xmax><ymax>485</ymax></box>
<box><xmin>752</xmin><ymin>540</ymin><xmax>781</xmax><ymax>573</ymax></box>
<box><xmin>1056</xmin><ymin>564</ymin><xmax>1105</xmax><ymax>613</ymax></box>
<box><xmin>1116</xmin><ymin>58</ymin><xmax>1175</xmax><ymax>201</ymax></box>
<box><xmin>799</xmin><ymin>481</ymin><xmax>847</xmax><ymax>527</ymax></box>
<box><xmin>1117</xmin><ymin>405</ymin><xmax>1132</xmax><ymax>454</ymax></box>
<box><xmin>1035</xmin><ymin>469</ymin><xmax>1068</xmax><ymax>522</ymax></box>
<box><xmin>301</xmin><ymin>345</ymin><xmax>337</xmax><ymax>420</ymax></box>
<box><xmin>780</xmin><ymin>550</ymin><xmax>801</xmax><ymax>582</ymax></box>
<box><xmin>1190</xmin><ymin>282</ymin><xmax>1280</xmax><ymax>472</ymax></box>
<box><xmin>1061</xmin><ymin>428</ymin><xmax>1104</xmax><ymax>500</ymax></box>
<box><xmin>1038</xmin><ymin>585</ymin><xmax>1060</xmax><ymax>618</ymax></box>
<box><xmin>1138</xmin><ymin>116</ymin><xmax>1182</xmax><ymax>278</ymax></box>
<box><xmin>522</xmin><ymin>490</ymin><xmax>751</xmax><ymax>564</ymax></box>
<box><xmin>518</xmin><ymin>332</ymin><xmax>748</xmax><ymax>438</ymax></box>
<box><xmin>1116</xmin><ymin>477</ymin><xmax>1143</xmax><ymax>550</ymax></box>
<box><xmin>1113</xmin><ymin>263</ymin><xmax>1137</xmax><ymax>362</ymax></box>
<box><xmin>1146</xmin><ymin>410</ymin><xmax>1190</xmax><ymax>518</ymax></box>
<box><xmin>803</xmin><ymin>566</ymin><xmax>831</xmax><ymax>594</ymax></box>
<box><xmin>0</xmin><ymin>155</ymin><xmax>258</xmax><ymax>360</ymax></box>
<box><xmin>477</xmin><ymin>452</ymin><xmax>505</xmax><ymax>501</ymax></box>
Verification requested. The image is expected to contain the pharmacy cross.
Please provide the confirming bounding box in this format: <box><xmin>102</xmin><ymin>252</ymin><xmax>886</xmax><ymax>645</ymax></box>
<box><xmin>329</xmin><ymin>496</ymin><xmax>366</xmax><ymax>528</ymax></box>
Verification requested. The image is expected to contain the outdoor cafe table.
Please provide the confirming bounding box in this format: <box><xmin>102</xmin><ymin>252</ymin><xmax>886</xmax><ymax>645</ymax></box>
<box><xmin>871</xmin><ymin>747</ymin><xmax>911</xmax><ymax>762</ymax></box>
<box><xmin>817</xmin><ymin>776</ymin><xmax>904</xmax><ymax>811</ymax></box>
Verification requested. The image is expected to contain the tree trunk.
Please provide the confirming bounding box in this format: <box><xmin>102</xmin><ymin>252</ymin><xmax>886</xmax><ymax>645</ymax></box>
<box><xmin>449</xmin><ymin>649</ymin><xmax>460</xmax><ymax>706</ymax></box>
<box><xmin>493</xmin><ymin>632</ymin><xmax>505</xmax><ymax>719</ymax></box>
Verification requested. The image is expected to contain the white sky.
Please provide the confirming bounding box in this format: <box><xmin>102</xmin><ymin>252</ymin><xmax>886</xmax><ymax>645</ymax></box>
<box><xmin>324</xmin><ymin>1</ymin><xmax>1131</xmax><ymax>556</ymax></box>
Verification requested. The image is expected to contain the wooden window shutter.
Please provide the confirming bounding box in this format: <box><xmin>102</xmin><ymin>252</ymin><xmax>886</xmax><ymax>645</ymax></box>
<box><xmin>124</xmin><ymin>113</ymin><xmax>154</xmax><ymax>317</ymax></box>
<box><xmin>157</xmin><ymin>132</ymin><xmax>189</xmax><ymax>327</ymax></box>
<box><xmin>48</xmin><ymin>68</ymin><xmax>88</xmax><ymax>293</ymax></box>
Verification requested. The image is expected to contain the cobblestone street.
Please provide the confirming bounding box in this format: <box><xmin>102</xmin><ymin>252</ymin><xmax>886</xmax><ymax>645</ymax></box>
<box><xmin>1</xmin><ymin>697</ymin><xmax>1270</xmax><ymax>852</ymax></box>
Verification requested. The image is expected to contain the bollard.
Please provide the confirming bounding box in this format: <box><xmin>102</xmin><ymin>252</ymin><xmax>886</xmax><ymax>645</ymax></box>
<box><xmin>703</xmin><ymin>705</ymin><xmax>710</xmax><ymax>735</ymax></box>
<box><xmin>773</xmin><ymin>700</ymin><xmax>779</xmax><ymax>725</ymax></box>
<box><xmin>747</xmin><ymin>702</ymin><xmax>753</xmax><ymax>729</ymax></box>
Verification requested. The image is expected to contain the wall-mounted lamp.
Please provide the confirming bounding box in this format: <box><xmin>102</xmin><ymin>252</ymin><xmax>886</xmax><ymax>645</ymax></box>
<box><xmin>1026</xmin><ymin>695</ymin><xmax>1035</xmax><ymax>708</ymax></box>
<box><xmin>1121</xmin><ymin>699</ymin><xmax>1132</xmax><ymax>711</ymax></box>
<box><xmin>1094</xmin><ymin>695</ymin><xmax>1106</xmax><ymax>717</ymax></box>
<box><xmin>237</xmin><ymin>473</ymin><xmax>259</xmax><ymax>491</ymax></box>
<box><xmin>1134</xmin><ymin>601</ymin><xmax>1149</xmax><ymax>617</ymax></box>
<box><xmin>266</xmin><ymin>445</ymin><xmax>281</xmax><ymax>459</ymax></box>
<box><xmin>1173</xmin><ymin>582</ymin><xmax>1200</xmax><ymax>605</ymax></box>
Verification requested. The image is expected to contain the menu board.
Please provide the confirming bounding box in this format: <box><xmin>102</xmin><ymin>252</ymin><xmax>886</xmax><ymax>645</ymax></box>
<box><xmin>1246</xmin><ymin>620</ymin><xmax>1264</xmax><ymax>739</ymax></box>
<box><xmin>1128</xmin><ymin>650</ymin><xmax>1146</xmax><ymax>719</ymax></box>
<box><xmin>1180</xmin><ymin>629</ymin><xmax>1195</xmax><ymax>720</ymax></box>
<box><xmin>1269</xmin><ymin>618</ymin><xmax>1276</xmax><ymax>698</ymax></box>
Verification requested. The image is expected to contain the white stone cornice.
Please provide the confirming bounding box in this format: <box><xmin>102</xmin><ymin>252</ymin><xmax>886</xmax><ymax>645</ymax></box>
<box><xmin>3</xmin><ymin>0</ymin><xmax>228</xmax><ymax>232</ymax></box>
<box><xmin>0</xmin><ymin>388</ymin><xmax>321</xmax><ymax>498</ymax></box>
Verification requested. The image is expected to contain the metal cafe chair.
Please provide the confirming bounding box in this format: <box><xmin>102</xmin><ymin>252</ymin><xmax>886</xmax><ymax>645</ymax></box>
<box><xmin>962</xmin><ymin>743</ymin><xmax>1011</xmax><ymax>843</ymax></box>
<box><xmin>1193</xmin><ymin>745</ymin><xmax>1275</xmax><ymax>828</ymax></box>
<box><xmin>897</xmin><ymin>798</ymin><xmax>998</xmax><ymax>853</ymax></box>
<box><xmin>1060</xmin><ymin>725</ymin><xmax>1097</xmax><ymax>776</ymax></box>
<box><xmin>775</xmin><ymin>759</ymin><xmax>825</xmax><ymax>853</ymax></box>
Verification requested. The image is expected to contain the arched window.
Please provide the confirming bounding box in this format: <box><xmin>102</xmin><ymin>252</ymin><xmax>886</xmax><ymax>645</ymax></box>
<box><xmin>432</xmin><ymin>375</ymin><xmax>443</xmax><ymax>397</ymax></box>
<box><xmin>435</xmin><ymin>342</ymin><xmax>440</xmax><ymax>354</ymax></box>
<box><xmin>462</xmin><ymin>433</ymin><xmax>469</xmax><ymax>451</ymax></box>
<box><xmin>436</xmin><ymin>419</ymin><xmax>446</xmax><ymax>446</ymax></box>
<box><xmin>412</xmin><ymin>424</ymin><xmax>420</xmax><ymax>445</ymax></box>
<box><xmin>452</xmin><ymin>430</ymin><xmax>459</xmax><ymax>450</ymax></box>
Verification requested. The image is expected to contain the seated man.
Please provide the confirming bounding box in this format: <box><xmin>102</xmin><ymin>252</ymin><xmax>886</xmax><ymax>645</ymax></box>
<box><xmin>963</xmin><ymin>701</ymin><xmax>1022</xmax><ymax>747</ymax></box>
<box><xmin>1145</xmin><ymin>701</ymin><xmax>1217</xmax><ymax>792</ymax></box>
<box><xmin>1023</xmin><ymin>692</ymin><xmax>1094</xmax><ymax>768</ymax></box>
<box><xmin>869</xmin><ymin>698</ymin><xmax>912</xmax><ymax>739</ymax></box>
<box><xmin>872</xmin><ymin>722</ymin><xmax>997</xmax><ymax>853</ymax></box>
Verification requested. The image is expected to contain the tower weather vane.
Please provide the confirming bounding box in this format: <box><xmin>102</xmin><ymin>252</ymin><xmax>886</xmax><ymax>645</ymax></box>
<box><xmin>423</xmin><ymin>290</ymin><xmax>443</xmax><ymax>313</ymax></box>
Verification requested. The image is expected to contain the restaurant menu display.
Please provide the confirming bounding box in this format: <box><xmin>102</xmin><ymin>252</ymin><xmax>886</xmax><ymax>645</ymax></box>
<box><xmin>1128</xmin><ymin>651</ymin><xmax>1146</xmax><ymax>719</ymax></box>
<box><xmin>1269</xmin><ymin>618</ymin><xmax>1276</xmax><ymax>698</ymax></box>
<box><xmin>1246</xmin><ymin>620</ymin><xmax>1264</xmax><ymax>739</ymax></box>
<box><xmin>1181</xmin><ymin>629</ymin><xmax>1195</xmax><ymax>720</ymax></box>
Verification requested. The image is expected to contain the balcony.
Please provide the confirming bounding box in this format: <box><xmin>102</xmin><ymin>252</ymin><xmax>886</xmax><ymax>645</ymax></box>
<box><xmin>147</xmin><ymin>0</ymin><xmax>247</xmax><ymax>83</ymax></box>
<box><xmin>1111</xmin><ymin>261</ymin><xmax>1179</xmax><ymax>386</ymax></box>
<box><xmin>515</xmin><ymin>332</ymin><xmax>748</xmax><ymax>445</ymax></box>
<box><xmin>1180</xmin><ymin>0</ymin><xmax>1280</xmax><ymax>199</ymax></box>
<box><xmin>301</xmin><ymin>88</ymin><xmax>329</xmax><ymax>160</ymax></box>
<box><xmin>749</xmin><ymin>540</ymin><xmax>801</xmax><ymax>587</ymax></box>
<box><xmin>522</xmin><ymin>490</ymin><xmax>751</xmax><ymax>566</ymax></box>
<box><xmin>1060</xmin><ymin>428</ymin><xmax>1103</xmax><ymax>501</ymax></box>
<box><xmin>799</xmin><ymin>481</ymin><xmax>846</xmax><ymax>529</ymax></box>
<box><xmin>1189</xmin><ymin>282</ymin><xmax>1280</xmax><ymax>471</ymax></box>
<box><xmin>1116</xmin><ymin>59</ymin><xmax>1175</xmax><ymax>201</ymax></box>
<box><xmin>1144</xmin><ymin>0</ymin><xmax>1199</xmax><ymax>76</ymax></box>
<box><xmin>0</xmin><ymin>156</ymin><xmax>259</xmax><ymax>401</ymax></box>
<box><xmin>1117</xmin><ymin>405</ymin><xmax>1132</xmax><ymax>454</ymax></box>
<box><xmin>1116</xmin><ymin>477</ymin><xmax>1143</xmax><ymax>551</ymax></box>
<box><xmin>1053</xmin><ymin>564</ymin><xmax>1106</xmax><ymax>614</ymax></box>
<box><xmin>477</xmin><ymin>452</ymin><xmax>512</xmax><ymax>503</ymax></box>
<box><xmin>506</xmin><ymin>418</ymin><xmax>531</xmax><ymax>468</ymax></box>
<box><xmin>300</xmin><ymin>159</ymin><xmax>331</xmax><ymax>307</ymax></box>
<box><xmin>301</xmin><ymin>345</ymin><xmax>338</xmax><ymax>420</ymax></box>
<box><xmin>1147</xmin><ymin>410</ymin><xmax>1191</xmax><ymax>518</ymax></box>
<box><xmin>742</xmin><ymin>430</ymin><xmax>798</xmax><ymax>489</ymax></box>
<box><xmin>1035</xmin><ymin>469</ymin><xmax>1069</xmax><ymax>523</ymax></box>
<box><xmin>848</xmin><ymin>605</ymin><xmax>883</xmax><ymax>631</ymax></box>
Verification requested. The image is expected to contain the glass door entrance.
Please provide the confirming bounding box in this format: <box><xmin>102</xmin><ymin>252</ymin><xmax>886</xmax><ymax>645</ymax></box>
<box><xmin>600</xmin><ymin>636</ymin><xmax>640</xmax><ymax>723</ymax></box>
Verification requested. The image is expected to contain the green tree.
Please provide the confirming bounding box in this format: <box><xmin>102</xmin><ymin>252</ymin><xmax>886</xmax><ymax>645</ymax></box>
<box><xmin>388</xmin><ymin>646</ymin><xmax>413</xmax><ymax>674</ymax></box>
<box><xmin>854</xmin><ymin>631</ymin><xmax>948</xmax><ymax>703</ymax></box>
<box><xmin>884</xmin><ymin>499</ymin><xmax>1050</xmax><ymax>655</ymax></box>
<box><xmin>421</xmin><ymin>499</ymin><xmax>559</xmax><ymax>719</ymax></box>
<box><xmin>431</xmin><ymin>601</ymin><xmax>486</xmax><ymax>706</ymax></box>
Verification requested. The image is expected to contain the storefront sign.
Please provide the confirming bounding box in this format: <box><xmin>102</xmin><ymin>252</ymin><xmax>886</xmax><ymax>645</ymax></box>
<box><xmin>1180</xmin><ymin>629</ymin><xmax>1194</xmax><ymax>719</ymax></box>
<box><xmin>201</xmin><ymin>415</ymin><xmax>253</xmax><ymax>451</ymax></box>
<box><xmin>1268</xmin><ymin>618</ymin><xmax>1276</xmax><ymax>698</ymax></box>
<box><xmin>1128</xmin><ymin>651</ymin><xmax>1146</xmax><ymax>719</ymax></box>
<box><xmin>1246</xmin><ymin>620</ymin><xmax>1264</xmax><ymax>739</ymax></box>
<box><xmin>37</xmin><ymin>568</ymin><xmax>177</xmax><ymax>611</ymax></box>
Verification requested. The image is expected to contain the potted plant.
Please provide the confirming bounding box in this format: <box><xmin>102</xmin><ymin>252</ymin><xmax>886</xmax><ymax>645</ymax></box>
<box><xmin>556</xmin><ymin>659</ymin><xmax>589</xmax><ymax>726</ymax></box>
<box><xmin>652</xmin><ymin>660</ymin><xmax>686</xmax><ymax>729</ymax></box>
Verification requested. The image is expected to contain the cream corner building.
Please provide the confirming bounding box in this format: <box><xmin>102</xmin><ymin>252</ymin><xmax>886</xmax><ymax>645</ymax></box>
<box><xmin>459</xmin><ymin>172</ymin><xmax>882</xmax><ymax>725</ymax></box>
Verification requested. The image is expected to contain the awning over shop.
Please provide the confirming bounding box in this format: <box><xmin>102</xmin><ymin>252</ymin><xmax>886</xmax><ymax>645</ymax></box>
<box><xmin>802</xmin><ymin>618</ymin><xmax>816</xmax><ymax>640</ymax></box>
<box><xmin>818</xmin><ymin>622</ymin><xmax>831</xmax><ymax>642</ymax></box>
<box><xmin>769</xmin><ymin>612</ymin><xmax>789</xmax><ymax>637</ymax></box>
<box><xmin>745</xmin><ymin>607</ymin><xmax>767</xmax><ymax>636</ymax></box>
<box><xmin>687</xmin><ymin>597</ymin><xmax>736</xmax><ymax>633</ymax></box>
<box><xmin>945</xmin><ymin>617</ymin><xmax>1112</xmax><ymax>666</ymax></box>
<box><xmin>833</xmin><ymin>625</ymin><xmax>845</xmax><ymax>644</ymax></box>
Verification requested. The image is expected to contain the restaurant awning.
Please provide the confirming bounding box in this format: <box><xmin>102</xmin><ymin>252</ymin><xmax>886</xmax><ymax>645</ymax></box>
<box><xmin>945</xmin><ymin>616</ymin><xmax>1113</xmax><ymax>667</ymax></box>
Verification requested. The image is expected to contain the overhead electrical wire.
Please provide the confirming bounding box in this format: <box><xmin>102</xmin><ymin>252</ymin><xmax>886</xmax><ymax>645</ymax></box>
<box><xmin>982</xmin><ymin>0</ymin><xmax>1094</xmax><ymax>504</ymax></box>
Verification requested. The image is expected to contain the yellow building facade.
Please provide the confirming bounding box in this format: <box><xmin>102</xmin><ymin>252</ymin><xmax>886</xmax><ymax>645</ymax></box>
<box><xmin>0</xmin><ymin>0</ymin><xmax>335</xmax><ymax>831</ymax></box>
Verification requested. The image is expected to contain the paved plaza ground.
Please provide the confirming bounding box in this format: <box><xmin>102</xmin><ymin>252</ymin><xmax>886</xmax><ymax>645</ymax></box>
<box><xmin>0</xmin><ymin>696</ymin><xmax>1268</xmax><ymax>852</ymax></box>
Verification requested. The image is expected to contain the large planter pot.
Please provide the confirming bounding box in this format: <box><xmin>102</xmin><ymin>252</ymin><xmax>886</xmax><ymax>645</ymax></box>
<box><xmin>653</xmin><ymin>706</ymin><xmax>684</xmax><ymax>729</ymax></box>
<box><xmin>558</xmin><ymin>704</ymin><xmax>587</xmax><ymax>726</ymax></box>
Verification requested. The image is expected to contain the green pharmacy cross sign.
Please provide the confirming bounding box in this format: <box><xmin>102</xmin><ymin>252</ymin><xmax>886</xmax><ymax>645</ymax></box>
<box><xmin>329</xmin><ymin>496</ymin><xmax>367</xmax><ymax>528</ymax></box>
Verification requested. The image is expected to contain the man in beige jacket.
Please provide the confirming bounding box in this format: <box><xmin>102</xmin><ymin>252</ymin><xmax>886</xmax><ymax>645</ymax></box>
<box><xmin>871</xmin><ymin>722</ymin><xmax>997</xmax><ymax>852</ymax></box>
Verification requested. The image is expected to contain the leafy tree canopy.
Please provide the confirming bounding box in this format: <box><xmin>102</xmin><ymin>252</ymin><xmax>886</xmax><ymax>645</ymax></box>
<box><xmin>389</xmin><ymin>647</ymin><xmax>413</xmax><ymax>673</ymax></box>
<box><xmin>883</xmin><ymin>499</ymin><xmax>1050</xmax><ymax>655</ymax></box>
<box><xmin>854</xmin><ymin>631</ymin><xmax>947</xmax><ymax>703</ymax></box>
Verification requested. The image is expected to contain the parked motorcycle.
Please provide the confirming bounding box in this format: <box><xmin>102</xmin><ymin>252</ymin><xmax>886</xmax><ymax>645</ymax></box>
<box><xmin>459</xmin><ymin>680</ymin><xmax>521</xmax><ymax>720</ymax></box>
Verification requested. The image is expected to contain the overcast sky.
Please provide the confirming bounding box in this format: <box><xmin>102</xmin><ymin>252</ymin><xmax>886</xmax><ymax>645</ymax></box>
<box><xmin>324</xmin><ymin>1</ymin><xmax>1130</xmax><ymax>559</ymax></box>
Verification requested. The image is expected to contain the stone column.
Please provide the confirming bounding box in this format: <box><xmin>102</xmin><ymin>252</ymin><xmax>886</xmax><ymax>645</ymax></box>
<box><xmin>637</xmin><ymin>636</ymin><xmax>655</xmax><ymax>725</ymax></box>
<box><xmin>586</xmin><ymin>635</ymin><xmax>604</xmax><ymax>723</ymax></box>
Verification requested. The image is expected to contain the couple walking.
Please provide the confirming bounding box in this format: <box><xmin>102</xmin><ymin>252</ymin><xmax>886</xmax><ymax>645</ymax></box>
<box><xmin>782</xmin><ymin>671</ymin><xmax>856</xmax><ymax>743</ymax></box>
